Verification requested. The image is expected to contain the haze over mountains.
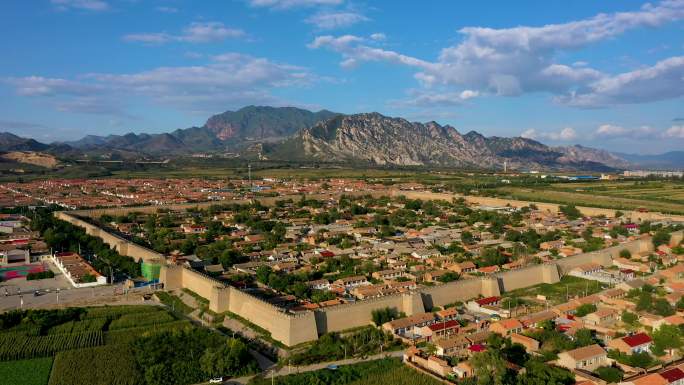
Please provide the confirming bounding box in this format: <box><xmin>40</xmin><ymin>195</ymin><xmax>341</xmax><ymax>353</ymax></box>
<box><xmin>1</xmin><ymin>106</ymin><xmax>682</xmax><ymax>171</ymax></box>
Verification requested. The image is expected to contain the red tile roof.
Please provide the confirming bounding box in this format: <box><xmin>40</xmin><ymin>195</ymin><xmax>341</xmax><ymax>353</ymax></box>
<box><xmin>469</xmin><ymin>344</ymin><xmax>485</xmax><ymax>352</ymax></box>
<box><xmin>428</xmin><ymin>320</ymin><xmax>459</xmax><ymax>332</ymax></box>
<box><xmin>623</xmin><ymin>332</ymin><xmax>652</xmax><ymax>347</ymax></box>
<box><xmin>476</xmin><ymin>296</ymin><xmax>501</xmax><ymax>306</ymax></box>
<box><xmin>661</xmin><ymin>368</ymin><xmax>684</xmax><ymax>382</ymax></box>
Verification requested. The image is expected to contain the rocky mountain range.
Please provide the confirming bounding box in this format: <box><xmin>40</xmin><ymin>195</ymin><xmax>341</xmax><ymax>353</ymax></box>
<box><xmin>1</xmin><ymin>106</ymin><xmax>680</xmax><ymax>171</ymax></box>
<box><xmin>262</xmin><ymin>113</ymin><xmax>624</xmax><ymax>171</ymax></box>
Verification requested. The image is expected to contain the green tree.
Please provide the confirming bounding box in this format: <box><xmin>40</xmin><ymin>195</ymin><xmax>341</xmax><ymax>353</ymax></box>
<box><xmin>471</xmin><ymin>350</ymin><xmax>509</xmax><ymax>385</ymax></box>
<box><xmin>371</xmin><ymin>307</ymin><xmax>401</xmax><ymax>326</ymax></box>
<box><xmin>651</xmin><ymin>325</ymin><xmax>683</xmax><ymax>357</ymax></box>
<box><xmin>559</xmin><ymin>205</ymin><xmax>582</xmax><ymax>220</ymax></box>
<box><xmin>594</xmin><ymin>366</ymin><xmax>623</xmax><ymax>383</ymax></box>
<box><xmin>621</xmin><ymin>311</ymin><xmax>638</xmax><ymax>325</ymax></box>
<box><xmin>200</xmin><ymin>339</ymin><xmax>258</xmax><ymax>377</ymax></box>
<box><xmin>574</xmin><ymin>304</ymin><xmax>597</xmax><ymax>317</ymax></box>
<box><xmin>619</xmin><ymin>249</ymin><xmax>631</xmax><ymax>258</ymax></box>
<box><xmin>636</xmin><ymin>291</ymin><xmax>653</xmax><ymax>312</ymax></box>
<box><xmin>653</xmin><ymin>298</ymin><xmax>675</xmax><ymax>317</ymax></box>
<box><xmin>574</xmin><ymin>329</ymin><xmax>594</xmax><ymax>347</ymax></box>
<box><xmin>516</xmin><ymin>359</ymin><xmax>574</xmax><ymax>385</ymax></box>
<box><xmin>653</xmin><ymin>230</ymin><xmax>671</xmax><ymax>248</ymax></box>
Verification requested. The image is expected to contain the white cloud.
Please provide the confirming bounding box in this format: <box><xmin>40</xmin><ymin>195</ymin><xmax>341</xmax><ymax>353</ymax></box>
<box><xmin>51</xmin><ymin>0</ymin><xmax>109</xmax><ymax>11</ymax></box>
<box><xmin>459</xmin><ymin>90</ymin><xmax>479</xmax><ymax>100</ymax></box>
<box><xmin>370</xmin><ymin>33</ymin><xmax>386</xmax><ymax>41</ymax></box>
<box><xmin>5</xmin><ymin>53</ymin><xmax>318</xmax><ymax>116</ymax></box>
<box><xmin>594</xmin><ymin>124</ymin><xmax>657</xmax><ymax>138</ymax></box>
<box><xmin>155</xmin><ymin>6</ymin><xmax>178</xmax><ymax>13</ymax></box>
<box><xmin>305</xmin><ymin>11</ymin><xmax>368</xmax><ymax>30</ymax></box>
<box><xmin>558</xmin><ymin>56</ymin><xmax>684</xmax><ymax>107</ymax></box>
<box><xmin>4</xmin><ymin>76</ymin><xmax>101</xmax><ymax>96</ymax></box>
<box><xmin>308</xmin><ymin>34</ymin><xmax>433</xmax><ymax>69</ymax></box>
<box><xmin>123</xmin><ymin>22</ymin><xmax>245</xmax><ymax>44</ymax></box>
<box><xmin>521</xmin><ymin>127</ymin><xmax>577</xmax><ymax>141</ymax></box>
<box><xmin>390</xmin><ymin>89</ymin><xmax>480</xmax><ymax>107</ymax></box>
<box><xmin>248</xmin><ymin>0</ymin><xmax>343</xmax><ymax>9</ymax></box>
<box><xmin>664</xmin><ymin>125</ymin><xmax>684</xmax><ymax>138</ymax></box>
<box><xmin>309</xmin><ymin>1</ymin><xmax>684</xmax><ymax>107</ymax></box>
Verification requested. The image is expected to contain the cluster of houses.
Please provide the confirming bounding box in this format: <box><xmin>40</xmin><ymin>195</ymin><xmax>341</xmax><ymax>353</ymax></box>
<box><xmin>113</xmin><ymin>191</ymin><xmax>684</xmax><ymax>316</ymax></box>
<box><xmin>394</xmin><ymin>249</ymin><xmax>684</xmax><ymax>384</ymax></box>
<box><xmin>0</xmin><ymin>214</ymin><xmax>48</xmax><ymax>267</ymax></box>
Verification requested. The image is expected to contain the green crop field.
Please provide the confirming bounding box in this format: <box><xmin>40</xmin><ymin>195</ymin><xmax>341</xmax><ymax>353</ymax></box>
<box><xmin>0</xmin><ymin>357</ymin><xmax>53</xmax><ymax>385</ymax></box>
<box><xmin>495</xmin><ymin>180</ymin><xmax>684</xmax><ymax>214</ymax></box>
<box><xmin>0</xmin><ymin>305</ymin><xmax>257</xmax><ymax>385</ymax></box>
<box><xmin>49</xmin><ymin>345</ymin><xmax>139</xmax><ymax>385</ymax></box>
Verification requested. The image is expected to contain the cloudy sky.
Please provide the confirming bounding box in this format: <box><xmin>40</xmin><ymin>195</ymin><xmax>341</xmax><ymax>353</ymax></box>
<box><xmin>1</xmin><ymin>0</ymin><xmax>683</xmax><ymax>153</ymax></box>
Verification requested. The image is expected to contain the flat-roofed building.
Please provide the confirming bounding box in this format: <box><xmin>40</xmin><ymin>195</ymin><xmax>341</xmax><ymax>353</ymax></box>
<box><xmin>556</xmin><ymin>344</ymin><xmax>608</xmax><ymax>372</ymax></box>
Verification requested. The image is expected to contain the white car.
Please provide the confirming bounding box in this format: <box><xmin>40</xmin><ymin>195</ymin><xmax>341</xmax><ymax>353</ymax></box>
<box><xmin>209</xmin><ymin>378</ymin><xmax>225</xmax><ymax>384</ymax></box>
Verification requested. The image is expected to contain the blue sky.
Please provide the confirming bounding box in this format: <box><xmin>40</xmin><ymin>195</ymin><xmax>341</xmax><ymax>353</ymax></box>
<box><xmin>1</xmin><ymin>0</ymin><xmax>683</xmax><ymax>154</ymax></box>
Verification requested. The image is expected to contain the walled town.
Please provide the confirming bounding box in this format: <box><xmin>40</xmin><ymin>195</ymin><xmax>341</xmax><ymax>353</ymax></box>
<box><xmin>3</xmin><ymin>177</ymin><xmax>684</xmax><ymax>385</ymax></box>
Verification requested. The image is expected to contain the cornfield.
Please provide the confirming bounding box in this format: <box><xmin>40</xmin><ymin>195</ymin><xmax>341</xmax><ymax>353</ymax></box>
<box><xmin>49</xmin><ymin>344</ymin><xmax>140</xmax><ymax>385</ymax></box>
<box><xmin>0</xmin><ymin>331</ymin><xmax>104</xmax><ymax>361</ymax></box>
<box><xmin>348</xmin><ymin>366</ymin><xmax>443</xmax><ymax>385</ymax></box>
<box><xmin>108</xmin><ymin>311</ymin><xmax>175</xmax><ymax>330</ymax></box>
<box><xmin>82</xmin><ymin>305</ymin><xmax>162</xmax><ymax>320</ymax></box>
<box><xmin>47</xmin><ymin>318</ymin><xmax>108</xmax><ymax>335</ymax></box>
<box><xmin>105</xmin><ymin>320</ymin><xmax>192</xmax><ymax>345</ymax></box>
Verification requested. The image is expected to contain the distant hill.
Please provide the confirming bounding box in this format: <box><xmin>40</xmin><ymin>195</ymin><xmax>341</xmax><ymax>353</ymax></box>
<box><xmin>615</xmin><ymin>151</ymin><xmax>684</xmax><ymax>170</ymax></box>
<box><xmin>204</xmin><ymin>105</ymin><xmax>338</xmax><ymax>143</ymax></box>
<box><xmin>0</xmin><ymin>132</ymin><xmax>49</xmax><ymax>152</ymax></box>
<box><xmin>8</xmin><ymin>106</ymin><xmax>683</xmax><ymax>171</ymax></box>
<box><xmin>65</xmin><ymin>105</ymin><xmax>339</xmax><ymax>154</ymax></box>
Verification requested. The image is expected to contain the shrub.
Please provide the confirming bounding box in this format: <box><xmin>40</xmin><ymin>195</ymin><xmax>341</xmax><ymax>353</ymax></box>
<box><xmin>594</xmin><ymin>366</ymin><xmax>623</xmax><ymax>383</ymax></box>
<box><xmin>26</xmin><ymin>271</ymin><xmax>55</xmax><ymax>281</ymax></box>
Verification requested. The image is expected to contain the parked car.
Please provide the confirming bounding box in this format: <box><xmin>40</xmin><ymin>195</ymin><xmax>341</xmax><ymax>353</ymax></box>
<box><xmin>209</xmin><ymin>377</ymin><xmax>227</xmax><ymax>383</ymax></box>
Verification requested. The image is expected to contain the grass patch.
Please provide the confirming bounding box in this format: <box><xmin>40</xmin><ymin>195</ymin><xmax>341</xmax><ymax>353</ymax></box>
<box><xmin>182</xmin><ymin>288</ymin><xmax>210</xmax><ymax>306</ymax></box>
<box><xmin>0</xmin><ymin>357</ymin><xmax>53</xmax><ymax>385</ymax></box>
<box><xmin>224</xmin><ymin>311</ymin><xmax>287</xmax><ymax>350</ymax></box>
<box><xmin>495</xmin><ymin>184</ymin><xmax>684</xmax><ymax>215</ymax></box>
<box><xmin>155</xmin><ymin>291</ymin><xmax>193</xmax><ymax>315</ymax></box>
<box><xmin>504</xmin><ymin>275</ymin><xmax>607</xmax><ymax>305</ymax></box>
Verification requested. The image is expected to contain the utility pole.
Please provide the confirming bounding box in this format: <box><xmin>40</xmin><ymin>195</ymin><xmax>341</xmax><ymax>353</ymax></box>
<box><xmin>248</xmin><ymin>164</ymin><xmax>252</xmax><ymax>190</ymax></box>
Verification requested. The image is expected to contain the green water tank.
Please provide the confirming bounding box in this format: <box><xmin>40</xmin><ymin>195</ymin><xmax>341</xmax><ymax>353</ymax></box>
<box><xmin>141</xmin><ymin>261</ymin><xmax>161</xmax><ymax>282</ymax></box>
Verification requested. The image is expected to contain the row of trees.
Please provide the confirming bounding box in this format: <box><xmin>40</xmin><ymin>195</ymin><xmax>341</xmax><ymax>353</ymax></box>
<box><xmin>30</xmin><ymin>206</ymin><xmax>140</xmax><ymax>279</ymax></box>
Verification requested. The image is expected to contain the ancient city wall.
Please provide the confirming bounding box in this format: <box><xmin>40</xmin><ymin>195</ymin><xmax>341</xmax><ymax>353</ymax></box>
<box><xmin>314</xmin><ymin>292</ymin><xmax>422</xmax><ymax>335</ymax></box>
<box><xmin>494</xmin><ymin>264</ymin><xmax>560</xmax><ymax>292</ymax></box>
<box><xmin>55</xmin><ymin>211</ymin><xmax>164</xmax><ymax>263</ymax></box>
<box><xmin>227</xmin><ymin>285</ymin><xmax>318</xmax><ymax>345</ymax></box>
<box><xmin>160</xmin><ymin>265</ymin><xmax>318</xmax><ymax>345</ymax></box>
<box><xmin>419</xmin><ymin>277</ymin><xmax>496</xmax><ymax>310</ymax></box>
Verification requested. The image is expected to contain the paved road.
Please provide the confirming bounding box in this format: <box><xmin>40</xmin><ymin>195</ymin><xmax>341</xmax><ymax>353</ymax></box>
<box><xmin>221</xmin><ymin>350</ymin><xmax>404</xmax><ymax>384</ymax></box>
<box><xmin>0</xmin><ymin>283</ymin><xmax>155</xmax><ymax>311</ymax></box>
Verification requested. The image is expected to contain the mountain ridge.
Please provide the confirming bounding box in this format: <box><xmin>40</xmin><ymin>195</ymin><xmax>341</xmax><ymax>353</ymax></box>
<box><xmin>3</xmin><ymin>106</ymin><xmax>680</xmax><ymax>171</ymax></box>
